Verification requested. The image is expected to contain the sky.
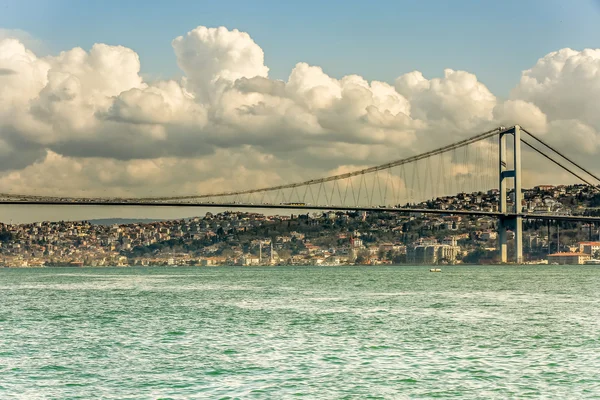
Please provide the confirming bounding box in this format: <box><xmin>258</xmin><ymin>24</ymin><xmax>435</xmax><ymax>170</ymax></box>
<box><xmin>0</xmin><ymin>0</ymin><xmax>599</xmax><ymax>223</ymax></box>
<box><xmin>3</xmin><ymin>0</ymin><xmax>599</xmax><ymax>96</ymax></box>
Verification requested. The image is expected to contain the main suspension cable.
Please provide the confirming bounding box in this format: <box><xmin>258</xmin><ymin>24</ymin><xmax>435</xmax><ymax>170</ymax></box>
<box><xmin>521</xmin><ymin>139</ymin><xmax>599</xmax><ymax>189</ymax></box>
<box><xmin>521</xmin><ymin>128</ymin><xmax>600</xmax><ymax>184</ymax></box>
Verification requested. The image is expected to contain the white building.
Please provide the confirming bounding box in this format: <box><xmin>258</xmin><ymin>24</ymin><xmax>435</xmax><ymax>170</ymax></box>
<box><xmin>243</xmin><ymin>256</ymin><xmax>260</xmax><ymax>266</ymax></box>
<box><xmin>548</xmin><ymin>252</ymin><xmax>590</xmax><ymax>265</ymax></box>
<box><xmin>579</xmin><ymin>242</ymin><xmax>600</xmax><ymax>256</ymax></box>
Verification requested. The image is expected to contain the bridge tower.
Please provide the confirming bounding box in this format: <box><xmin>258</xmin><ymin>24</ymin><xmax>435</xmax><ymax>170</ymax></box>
<box><xmin>498</xmin><ymin>125</ymin><xmax>523</xmax><ymax>263</ymax></box>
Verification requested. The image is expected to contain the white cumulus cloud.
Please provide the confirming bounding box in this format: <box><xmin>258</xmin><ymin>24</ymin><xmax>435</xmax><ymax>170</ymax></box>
<box><xmin>172</xmin><ymin>26</ymin><xmax>269</xmax><ymax>101</ymax></box>
<box><xmin>0</xmin><ymin>25</ymin><xmax>598</xmax><ymax>198</ymax></box>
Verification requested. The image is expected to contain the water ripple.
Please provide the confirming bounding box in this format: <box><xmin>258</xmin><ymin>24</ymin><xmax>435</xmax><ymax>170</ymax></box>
<box><xmin>0</xmin><ymin>265</ymin><xmax>599</xmax><ymax>398</ymax></box>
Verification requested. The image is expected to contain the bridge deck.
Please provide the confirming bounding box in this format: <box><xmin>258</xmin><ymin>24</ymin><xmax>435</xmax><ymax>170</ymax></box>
<box><xmin>1</xmin><ymin>200</ymin><xmax>598</xmax><ymax>222</ymax></box>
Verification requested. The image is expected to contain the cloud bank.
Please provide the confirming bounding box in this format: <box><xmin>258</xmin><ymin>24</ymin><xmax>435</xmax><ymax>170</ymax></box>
<box><xmin>0</xmin><ymin>26</ymin><xmax>598</xmax><ymax>197</ymax></box>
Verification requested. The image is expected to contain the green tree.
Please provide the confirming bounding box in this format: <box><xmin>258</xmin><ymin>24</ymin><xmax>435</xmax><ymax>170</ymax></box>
<box><xmin>0</xmin><ymin>229</ymin><xmax>13</xmax><ymax>243</ymax></box>
<box><xmin>391</xmin><ymin>251</ymin><xmax>406</xmax><ymax>264</ymax></box>
<box><xmin>278</xmin><ymin>249</ymin><xmax>292</xmax><ymax>262</ymax></box>
<box><xmin>463</xmin><ymin>248</ymin><xmax>487</xmax><ymax>264</ymax></box>
<box><xmin>221</xmin><ymin>248</ymin><xmax>234</xmax><ymax>259</ymax></box>
<box><xmin>355</xmin><ymin>249</ymin><xmax>370</xmax><ymax>264</ymax></box>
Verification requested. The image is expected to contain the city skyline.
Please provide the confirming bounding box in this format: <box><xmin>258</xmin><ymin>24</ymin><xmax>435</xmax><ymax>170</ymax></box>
<box><xmin>2</xmin><ymin>183</ymin><xmax>599</xmax><ymax>267</ymax></box>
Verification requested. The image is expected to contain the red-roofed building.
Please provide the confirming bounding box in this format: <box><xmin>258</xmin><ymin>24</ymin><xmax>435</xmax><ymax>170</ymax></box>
<box><xmin>578</xmin><ymin>242</ymin><xmax>600</xmax><ymax>255</ymax></box>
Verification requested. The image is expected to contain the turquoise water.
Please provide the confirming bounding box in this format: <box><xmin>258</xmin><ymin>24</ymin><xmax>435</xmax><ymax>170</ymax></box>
<box><xmin>1</xmin><ymin>266</ymin><xmax>599</xmax><ymax>399</ymax></box>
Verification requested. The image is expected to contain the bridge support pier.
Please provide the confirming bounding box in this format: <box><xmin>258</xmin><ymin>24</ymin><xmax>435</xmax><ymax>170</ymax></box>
<box><xmin>498</xmin><ymin>125</ymin><xmax>523</xmax><ymax>264</ymax></box>
<box><xmin>498</xmin><ymin>218</ymin><xmax>508</xmax><ymax>263</ymax></box>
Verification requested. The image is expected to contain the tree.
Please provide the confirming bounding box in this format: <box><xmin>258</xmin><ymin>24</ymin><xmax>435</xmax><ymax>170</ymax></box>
<box><xmin>0</xmin><ymin>229</ymin><xmax>13</xmax><ymax>243</ymax></box>
<box><xmin>463</xmin><ymin>248</ymin><xmax>487</xmax><ymax>264</ymax></box>
<box><xmin>221</xmin><ymin>248</ymin><xmax>234</xmax><ymax>259</ymax></box>
<box><xmin>278</xmin><ymin>249</ymin><xmax>292</xmax><ymax>262</ymax></box>
<box><xmin>355</xmin><ymin>249</ymin><xmax>370</xmax><ymax>264</ymax></box>
<box><xmin>391</xmin><ymin>251</ymin><xmax>406</xmax><ymax>264</ymax></box>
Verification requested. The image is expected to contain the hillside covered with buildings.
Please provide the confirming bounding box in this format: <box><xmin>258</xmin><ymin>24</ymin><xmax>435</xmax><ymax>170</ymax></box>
<box><xmin>1</xmin><ymin>184</ymin><xmax>600</xmax><ymax>267</ymax></box>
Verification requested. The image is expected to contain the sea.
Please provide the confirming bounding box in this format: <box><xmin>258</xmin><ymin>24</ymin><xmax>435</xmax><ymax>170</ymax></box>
<box><xmin>1</xmin><ymin>265</ymin><xmax>599</xmax><ymax>399</ymax></box>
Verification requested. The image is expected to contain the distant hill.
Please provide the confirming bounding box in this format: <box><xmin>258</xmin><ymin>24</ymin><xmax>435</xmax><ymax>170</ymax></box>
<box><xmin>88</xmin><ymin>218</ymin><xmax>167</xmax><ymax>226</ymax></box>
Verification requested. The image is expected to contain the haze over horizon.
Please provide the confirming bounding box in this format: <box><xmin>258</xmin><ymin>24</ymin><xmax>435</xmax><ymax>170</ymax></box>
<box><xmin>1</xmin><ymin>0</ymin><xmax>600</xmax><ymax>223</ymax></box>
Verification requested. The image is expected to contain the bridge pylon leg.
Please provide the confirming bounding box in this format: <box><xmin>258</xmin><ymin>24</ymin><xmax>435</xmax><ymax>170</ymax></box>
<box><xmin>498</xmin><ymin>131</ymin><xmax>508</xmax><ymax>263</ymax></box>
<box><xmin>513</xmin><ymin>125</ymin><xmax>523</xmax><ymax>264</ymax></box>
<box><xmin>497</xmin><ymin>125</ymin><xmax>523</xmax><ymax>264</ymax></box>
<box><xmin>498</xmin><ymin>217</ymin><xmax>508</xmax><ymax>263</ymax></box>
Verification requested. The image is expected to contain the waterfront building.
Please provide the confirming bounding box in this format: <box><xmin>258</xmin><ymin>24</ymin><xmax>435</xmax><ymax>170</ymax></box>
<box><xmin>408</xmin><ymin>244</ymin><xmax>461</xmax><ymax>264</ymax></box>
<box><xmin>243</xmin><ymin>255</ymin><xmax>260</xmax><ymax>266</ymax></box>
<box><xmin>547</xmin><ymin>252</ymin><xmax>591</xmax><ymax>265</ymax></box>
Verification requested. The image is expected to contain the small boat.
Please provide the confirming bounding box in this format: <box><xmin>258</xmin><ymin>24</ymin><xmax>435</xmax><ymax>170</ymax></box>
<box><xmin>429</xmin><ymin>268</ymin><xmax>441</xmax><ymax>272</ymax></box>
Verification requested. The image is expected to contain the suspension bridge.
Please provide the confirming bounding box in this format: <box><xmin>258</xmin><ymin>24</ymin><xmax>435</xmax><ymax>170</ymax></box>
<box><xmin>1</xmin><ymin>125</ymin><xmax>599</xmax><ymax>263</ymax></box>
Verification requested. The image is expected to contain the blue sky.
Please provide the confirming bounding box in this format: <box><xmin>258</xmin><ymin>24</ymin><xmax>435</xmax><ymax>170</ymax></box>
<box><xmin>2</xmin><ymin>0</ymin><xmax>599</xmax><ymax>97</ymax></box>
